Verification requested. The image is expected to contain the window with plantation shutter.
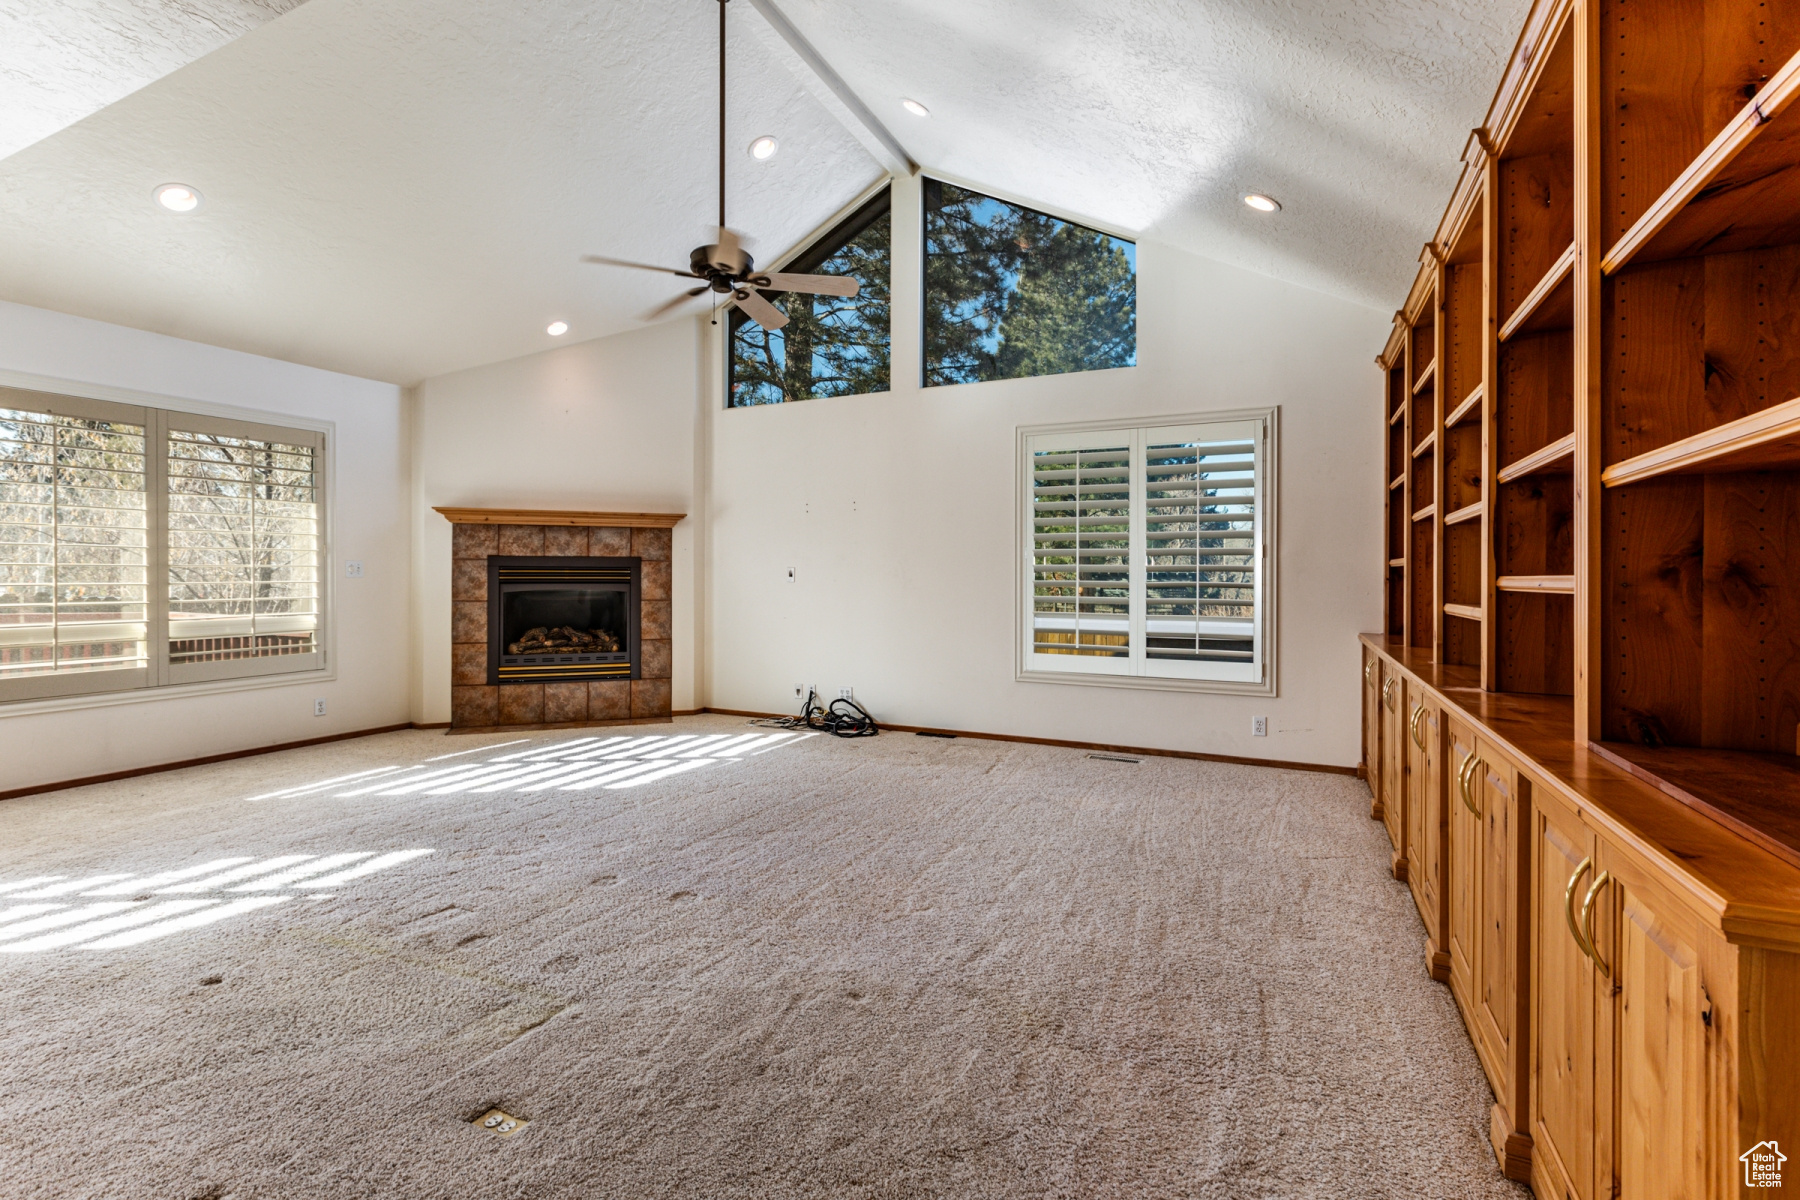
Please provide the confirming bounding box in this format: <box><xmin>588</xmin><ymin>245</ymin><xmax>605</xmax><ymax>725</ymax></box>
<box><xmin>166</xmin><ymin>422</ymin><xmax>322</xmax><ymax>679</ymax></box>
<box><xmin>1019</xmin><ymin>408</ymin><xmax>1276</xmax><ymax>693</ymax></box>
<box><xmin>0</xmin><ymin>385</ymin><xmax>328</xmax><ymax>704</ymax></box>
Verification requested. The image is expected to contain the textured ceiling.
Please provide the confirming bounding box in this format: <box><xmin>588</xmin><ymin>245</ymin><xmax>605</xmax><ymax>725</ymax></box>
<box><xmin>0</xmin><ymin>0</ymin><xmax>307</xmax><ymax>161</ymax></box>
<box><xmin>778</xmin><ymin>0</ymin><xmax>1531</xmax><ymax>310</ymax></box>
<box><xmin>0</xmin><ymin>0</ymin><xmax>882</xmax><ymax>384</ymax></box>
<box><xmin>0</xmin><ymin>0</ymin><xmax>1530</xmax><ymax>384</ymax></box>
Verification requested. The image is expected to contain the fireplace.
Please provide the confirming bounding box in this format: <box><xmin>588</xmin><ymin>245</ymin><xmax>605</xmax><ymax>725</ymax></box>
<box><xmin>489</xmin><ymin>557</ymin><xmax>639</xmax><ymax>684</ymax></box>
<box><xmin>439</xmin><ymin>510</ymin><xmax>680</xmax><ymax>731</ymax></box>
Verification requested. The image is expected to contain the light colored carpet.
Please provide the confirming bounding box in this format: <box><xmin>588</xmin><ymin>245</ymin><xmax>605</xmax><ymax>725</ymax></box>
<box><xmin>0</xmin><ymin>716</ymin><xmax>1526</xmax><ymax>1199</ymax></box>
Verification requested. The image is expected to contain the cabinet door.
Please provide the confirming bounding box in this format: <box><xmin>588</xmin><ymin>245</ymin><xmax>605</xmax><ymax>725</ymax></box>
<box><xmin>1406</xmin><ymin>693</ymin><xmax>1448</xmax><ymax>975</ymax></box>
<box><xmin>1532</xmin><ymin>790</ymin><xmax>1599</xmax><ymax>1200</ymax></box>
<box><xmin>1446</xmin><ymin>719</ymin><xmax>1482</xmax><ymax>1006</ymax></box>
<box><xmin>1380</xmin><ymin>665</ymin><xmax>1406</xmax><ymax>863</ymax></box>
<box><xmin>1363</xmin><ymin>651</ymin><xmax>1382</xmax><ymax>815</ymax></box>
<box><xmin>1595</xmin><ymin>850</ymin><xmax>1708</xmax><ymax>1200</ymax></box>
<box><xmin>1474</xmin><ymin>744</ymin><xmax>1517</xmax><ymax>1065</ymax></box>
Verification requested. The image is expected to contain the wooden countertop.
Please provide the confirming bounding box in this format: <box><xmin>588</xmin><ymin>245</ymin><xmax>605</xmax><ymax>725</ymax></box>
<box><xmin>1362</xmin><ymin>633</ymin><xmax>1800</xmax><ymax>950</ymax></box>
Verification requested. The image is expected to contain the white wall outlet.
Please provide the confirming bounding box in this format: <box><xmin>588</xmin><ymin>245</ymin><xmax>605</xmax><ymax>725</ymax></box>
<box><xmin>839</xmin><ymin>687</ymin><xmax>854</xmax><ymax>700</ymax></box>
<box><xmin>794</xmin><ymin>684</ymin><xmax>806</xmax><ymax>700</ymax></box>
<box><xmin>1252</xmin><ymin>715</ymin><xmax>1268</xmax><ymax>737</ymax></box>
<box><xmin>345</xmin><ymin>560</ymin><xmax>364</xmax><ymax>578</ymax></box>
<box><xmin>314</xmin><ymin>699</ymin><xmax>327</xmax><ymax>717</ymax></box>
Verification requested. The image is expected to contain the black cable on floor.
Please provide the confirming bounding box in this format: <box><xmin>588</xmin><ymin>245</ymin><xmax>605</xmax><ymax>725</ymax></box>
<box><xmin>750</xmin><ymin>688</ymin><xmax>879</xmax><ymax>738</ymax></box>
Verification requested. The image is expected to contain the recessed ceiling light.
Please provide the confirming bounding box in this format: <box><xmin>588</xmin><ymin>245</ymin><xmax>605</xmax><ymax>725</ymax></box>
<box><xmin>901</xmin><ymin>98</ymin><xmax>930</xmax><ymax>118</ymax></box>
<box><xmin>1243</xmin><ymin>193</ymin><xmax>1281</xmax><ymax>213</ymax></box>
<box><xmin>546</xmin><ymin>321</ymin><xmax>568</xmax><ymax>336</ymax></box>
<box><xmin>749</xmin><ymin>135</ymin><xmax>778</xmax><ymax>160</ymax></box>
<box><xmin>154</xmin><ymin>183</ymin><xmax>202</xmax><ymax>213</ymax></box>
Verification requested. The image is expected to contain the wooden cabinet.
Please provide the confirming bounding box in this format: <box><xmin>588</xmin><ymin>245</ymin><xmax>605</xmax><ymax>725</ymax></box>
<box><xmin>1379</xmin><ymin>661</ymin><xmax>1406</xmax><ymax>873</ymax></box>
<box><xmin>1406</xmin><ymin>687</ymin><xmax>1449</xmax><ymax>980</ymax></box>
<box><xmin>1363</xmin><ymin>647</ymin><xmax>1382</xmax><ymax>821</ymax></box>
<box><xmin>1531</xmin><ymin>785</ymin><xmax>1599</xmax><ymax>1200</ymax></box>
<box><xmin>1447</xmin><ymin>717</ymin><xmax>1532</xmax><ymax>1179</ymax></box>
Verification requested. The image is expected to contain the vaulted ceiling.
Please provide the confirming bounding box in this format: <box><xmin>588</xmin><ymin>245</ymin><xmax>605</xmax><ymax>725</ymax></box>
<box><xmin>0</xmin><ymin>0</ymin><xmax>1529</xmax><ymax>384</ymax></box>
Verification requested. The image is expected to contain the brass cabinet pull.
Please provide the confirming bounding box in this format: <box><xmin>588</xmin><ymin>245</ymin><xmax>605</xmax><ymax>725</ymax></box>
<box><xmin>1564</xmin><ymin>856</ymin><xmax>1596</xmax><ymax>963</ymax></box>
<box><xmin>1409</xmin><ymin>703</ymin><xmax>1427</xmax><ymax>749</ymax></box>
<box><xmin>1365</xmin><ymin>660</ymin><xmax>1374</xmax><ymax>684</ymax></box>
<box><xmin>1580</xmin><ymin>870</ymin><xmax>1612</xmax><ymax>977</ymax></box>
<box><xmin>1382</xmin><ymin>676</ymin><xmax>1397</xmax><ymax>709</ymax></box>
<box><xmin>1457</xmin><ymin>752</ymin><xmax>1483</xmax><ymax>817</ymax></box>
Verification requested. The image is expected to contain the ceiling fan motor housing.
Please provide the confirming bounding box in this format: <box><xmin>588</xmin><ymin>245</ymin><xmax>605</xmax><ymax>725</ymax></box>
<box><xmin>693</xmin><ymin>243</ymin><xmax>752</xmax><ymax>288</ymax></box>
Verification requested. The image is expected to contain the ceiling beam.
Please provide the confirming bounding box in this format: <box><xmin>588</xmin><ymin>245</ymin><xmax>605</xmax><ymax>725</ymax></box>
<box><xmin>742</xmin><ymin>0</ymin><xmax>917</xmax><ymax>177</ymax></box>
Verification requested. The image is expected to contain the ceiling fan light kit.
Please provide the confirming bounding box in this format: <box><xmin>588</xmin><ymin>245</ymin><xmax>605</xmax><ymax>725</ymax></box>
<box><xmin>579</xmin><ymin>0</ymin><xmax>856</xmax><ymax>333</ymax></box>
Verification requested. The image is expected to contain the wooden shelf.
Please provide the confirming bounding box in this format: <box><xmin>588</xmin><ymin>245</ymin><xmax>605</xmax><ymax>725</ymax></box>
<box><xmin>1591</xmin><ymin>742</ymin><xmax>1800</xmax><ymax>871</ymax></box>
<box><xmin>1601</xmin><ymin>396</ymin><xmax>1800</xmax><ymax>487</ymax></box>
<box><xmin>1496</xmin><ymin>574</ymin><xmax>1575</xmax><ymax>594</ymax></box>
<box><xmin>1389</xmin><ymin>405</ymin><xmax>1406</xmax><ymax>427</ymax></box>
<box><xmin>1443</xmin><ymin>500</ymin><xmax>1483</xmax><ymax>526</ymax></box>
<box><xmin>433</xmin><ymin>507</ymin><xmax>685</xmax><ymax>528</ymax></box>
<box><xmin>1445</xmin><ymin>384</ymin><xmax>1482</xmax><ymax>428</ymax></box>
<box><xmin>1388</xmin><ymin>473</ymin><xmax>1405</xmax><ymax>491</ymax></box>
<box><xmin>1444</xmin><ymin>603</ymin><xmax>1483</xmax><ymax>622</ymax></box>
<box><xmin>1496</xmin><ymin>432</ymin><xmax>1575</xmax><ymax>484</ymax></box>
<box><xmin>1602</xmin><ymin>49</ymin><xmax>1800</xmax><ymax>272</ymax></box>
<box><xmin>1498</xmin><ymin>243</ymin><xmax>1576</xmax><ymax>342</ymax></box>
<box><xmin>1411</xmin><ymin>431</ymin><xmax>1436</xmax><ymax>458</ymax></box>
<box><xmin>1412</xmin><ymin>359</ymin><xmax>1437</xmax><ymax>394</ymax></box>
<box><xmin>1412</xmin><ymin>503</ymin><xmax>1436</xmax><ymax>523</ymax></box>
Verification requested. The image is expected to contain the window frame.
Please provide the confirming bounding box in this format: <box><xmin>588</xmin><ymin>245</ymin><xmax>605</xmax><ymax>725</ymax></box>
<box><xmin>921</xmin><ymin>175</ymin><xmax>1138</xmax><ymax>389</ymax></box>
<box><xmin>1015</xmin><ymin>406</ymin><xmax>1278</xmax><ymax>697</ymax></box>
<box><xmin>0</xmin><ymin>382</ymin><xmax>330</xmax><ymax>706</ymax></box>
<box><xmin>725</xmin><ymin>183</ymin><xmax>893</xmax><ymax>408</ymax></box>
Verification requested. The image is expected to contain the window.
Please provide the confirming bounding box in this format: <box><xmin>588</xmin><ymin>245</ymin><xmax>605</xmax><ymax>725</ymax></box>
<box><xmin>1020</xmin><ymin>408</ymin><xmax>1275</xmax><ymax>693</ymax></box>
<box><xmin>925</xmin><ymin>179</ymin><xmax>1136</xmax><ymax>387</ymax></box>
<box><xmin>728</xmin><ymin>187</ymin><xmax>890</xmax><ymax>406</ymax></box>
<box><xmin>0</xmin><ymin>386</ymin><xmax>325</xmax><ymax>703</ymax></box>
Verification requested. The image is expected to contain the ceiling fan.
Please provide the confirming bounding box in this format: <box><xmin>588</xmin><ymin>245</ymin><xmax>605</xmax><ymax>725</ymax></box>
<box><xmin>581</xmin><ymin>0</ymin><xmax>858</xmax><ymax>332</ymax></box>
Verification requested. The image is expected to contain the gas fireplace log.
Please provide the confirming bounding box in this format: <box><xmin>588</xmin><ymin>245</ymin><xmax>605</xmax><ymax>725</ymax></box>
<box><xmin>507</xmin><ymin>626</ymin><xmax>622</xmax><ymax>655</ymax></box>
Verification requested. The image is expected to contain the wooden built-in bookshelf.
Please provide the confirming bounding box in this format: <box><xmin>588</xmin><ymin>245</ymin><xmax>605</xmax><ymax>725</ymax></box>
<box><xmin>1371</xmin><ymin>0</ymin><xmax>1800</xmax><ymax>881</ymax></box>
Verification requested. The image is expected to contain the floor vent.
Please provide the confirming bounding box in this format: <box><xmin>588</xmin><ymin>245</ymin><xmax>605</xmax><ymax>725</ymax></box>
<box><xmin>473</xmin><ymin>1108</ymin><xmax>529</xmax><ymax>1137</ymax></box>
<box><xmin>1087</xmin><ymin>753</ymin><xmax>1141</xmax><ymax>764</ymax></box>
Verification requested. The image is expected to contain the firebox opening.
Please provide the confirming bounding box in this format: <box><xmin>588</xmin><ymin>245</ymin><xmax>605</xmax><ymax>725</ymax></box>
<box><xmin>501</xmin><ymin>586</ymin><xmax>628</xmax><ymax>663</ymax></box>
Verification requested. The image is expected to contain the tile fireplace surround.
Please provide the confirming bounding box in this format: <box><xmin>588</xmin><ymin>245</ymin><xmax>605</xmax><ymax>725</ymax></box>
<box><xmin>437</xmin><ymin>508</ymin><xmax>682</xmax><ymax>731</ymax></box>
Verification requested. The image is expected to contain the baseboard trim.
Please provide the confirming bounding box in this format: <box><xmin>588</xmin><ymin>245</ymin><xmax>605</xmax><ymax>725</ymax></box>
<box><xmin>0</xmin><ymin>722</ymin><xmax>424</xmax><ymax>802</ymax></box>
<box><xmin>698</xmin><ymin>708</ymin><xmax>1359</xmax><ymax>776</ymax></box>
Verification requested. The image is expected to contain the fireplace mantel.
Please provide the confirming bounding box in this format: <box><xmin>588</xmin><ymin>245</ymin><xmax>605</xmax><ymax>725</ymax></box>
<box><xmin>435</xmin><ymin>507</ymin><xmax>684</xmax><ymax>528</ymax></box>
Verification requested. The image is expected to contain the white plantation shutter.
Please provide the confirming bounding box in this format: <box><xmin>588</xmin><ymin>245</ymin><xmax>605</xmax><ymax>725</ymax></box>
<box><xmin>166</xmin><ymin>421</ymin><xmax>322</xmax><ymax>680</ymax></box>
<box><xmin>1021</xmin><ymin>410</ymin><xmax>1274</xmax><ymax>691</ymax></box>
<box><xmin>0</xmin><ymin>394</ymin><xmax>150</xmax><ymax>696</ymax></box>
<box><xmin>0</xmin><ymin>386</ymin><xmax>327</xmax><ymax>703</ymax></box>
<box><xmin>1030</xmin><ymin>439</ymin><xmax>1131</xmax><ymax>664</ymax></box>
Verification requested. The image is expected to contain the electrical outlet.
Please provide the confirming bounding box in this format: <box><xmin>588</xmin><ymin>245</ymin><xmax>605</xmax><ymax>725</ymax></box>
<box><xmin>314</xmin><ymin>699</ymin><xmax>327</xmax><ymax>717</ymax></box>
<box><xmin>786</xmin><ymin>567</ymin><xmax>796</xmax><ymax>582</ymax></box>
<box><xmin>344</xmin><ymin>560</ymin><xmax>364</xmax><ymax>578</ymax></box>
<box><xmin>1252</xmin><ymin>715</ymin><xmax>1268</xmax><ymax>737</ymax></box>
<box><xmin>838</xmin><ymin>687</ymin><xmax>854</xmax><ymax>700</ymax></box>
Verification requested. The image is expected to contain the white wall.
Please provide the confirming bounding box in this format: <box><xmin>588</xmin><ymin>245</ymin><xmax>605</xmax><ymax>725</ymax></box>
<box><xmin>0</xmin><ymin>299</ymin><xmax>410</xmax><ymax>792</ymax></box>
<box><xmin>705</xmin><ymin>175</ymin><xmax>1387</xmax><ymax>768</ymax></box>
<box><xmin>409</xmin><ymin>318</ymin><xmax>704</xmax><ymax>723</ymax></box>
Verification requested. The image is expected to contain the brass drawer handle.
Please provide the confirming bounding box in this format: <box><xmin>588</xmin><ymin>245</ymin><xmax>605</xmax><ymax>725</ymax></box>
<box><xmin>1365</xmin><ymin>660</ymin><xmax>1373</xmax><ymax>683</ymax></box>
<box><xmin>1409</xmin><ymin>703</ymin><xmax>1427</xmax><ymax>749</ymax></box>
<box><xmin>1457</xmin><ymin>752</ymin><xmax>1483</xmax><ymax>817</ymax></box>
<box><xmin>1580</xmin><ymin>870</ymin><xmax>1611</xmax><ymax>978</ymax></box>
<box><xmin>1382</xmin><ymin>676</ymin><xmax>1396</xmax><ymax>709</ymax></box>
<box><xmin>1564</xmin><ymin>856</ymin><xmax>1596</xmax><ymax>964</ymax></box>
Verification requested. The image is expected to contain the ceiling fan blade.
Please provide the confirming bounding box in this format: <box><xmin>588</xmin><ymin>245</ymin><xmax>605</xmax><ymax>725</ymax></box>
<box><xmin>756</xmin><ymin>272</ymin><xmax>859</xmax><ymax>298</ymax></box>
<box><xmin>642</xmin><ymin>286</ymin><xmax>710</xmax><ymax>321</ymax></box>
<box><xmin>581</xmin><ymin>254</ymin><xmax>698</xmax><ymax>278</ymax></box>
<box><xmin>731</xmin><ymin>288</ymin><xmax>788</xmax><ymax>332</ymax></box>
